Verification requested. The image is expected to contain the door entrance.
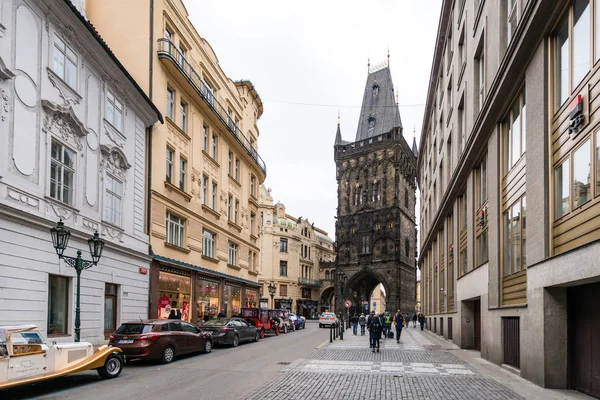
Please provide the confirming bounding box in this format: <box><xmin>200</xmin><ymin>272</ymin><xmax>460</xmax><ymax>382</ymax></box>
<box><xmin>568</xmin><ymin>282</ymin><xmax>600</xmax><ymax>398</ymax></box>
<box><xmin>474</xmin><ymin>300</ymin><xmax>481</xmax><ymax>351</ymax></box>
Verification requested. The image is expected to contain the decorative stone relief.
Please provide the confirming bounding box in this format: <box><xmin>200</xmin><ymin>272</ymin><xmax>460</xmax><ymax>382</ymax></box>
<box><xmin>102</xmin><ymin>223</ymin><xmax>124</xmax><ymax>243</ymax></box>
<box><xmin>42</xmin><ymin>100</ymin><xmax>89</xmax><ymax>151</ymax></box>
<box><xmin>0</xmin><ymin>56</ymin><xmax>15</xmax><ymax>80</ymax></box>
<box><xmin>45</xmin><ymin>202</ymin><xmax>78</xmax><ymax>222</ymax></box>
<box><xmin>0</xmin><ymin>88</ymin><xmax>10</xmax><ymax>121</ymax></box>
<box><xmin>99</xmin><ymin>144</ymin><xmax>131</xmax><ymax>182</ymax></box>
<box><xmin>47</xmin><ymin>68</ymin><xmax>81</xmax><ymax>106</ymax></box>
<box><xmin>104</xmin><ymin>124</ymin><xmax>124</xmax><ymax>148</ymax></box>
<box><xmin>82</xmin><ymin>218</ymin><xmax>99</xmax><ymax>231</ymax></box>
<box><xmin>7</xmin><ymin>188</ymin><xmax>39</xmax><ymax>209</ymax></box>
<box><xmin>46</xmin><ymin>14</ymin><xmax>87</xmax><ymax>59</ymax></box>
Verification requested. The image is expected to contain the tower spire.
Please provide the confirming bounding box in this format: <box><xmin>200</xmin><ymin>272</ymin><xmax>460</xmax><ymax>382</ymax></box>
<box><xmin>412</xmin><ymin>126</ymin><xmax>418</xmax><ymax>157</ymax></box>
<box><xmin>335</xmin><ymin>111</ymin><xmax>343</xmax><ymax>146</ymax></box>
<box><xmin>368</xmin><ymin>58</ymin><xmax>370</xmax><ymax>73</ymax></box>
<box><xmin>387</xmin><ymin>46</ymin><xmax>390</xmax><ymax>67</ymax></box>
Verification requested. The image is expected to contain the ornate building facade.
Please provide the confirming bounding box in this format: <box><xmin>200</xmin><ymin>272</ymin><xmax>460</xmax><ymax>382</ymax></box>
<box><xmin>87</xmin><ymin>0</ymin><xmax>266</xmax><ymax>322</ymax></box>
<box><xmin>333</xmin><ymin>62</ymin><xmax>418</xmax><ymax>316</ymax></box>
<box><xmin>0</xmin><ymin>0</ymin><xmax>161</xmax><ymax>344</ymax></box>
<box><xmin>257</xmin><ymin>186</ymin><xmax>336</xmax><ymax>318</ymax></box>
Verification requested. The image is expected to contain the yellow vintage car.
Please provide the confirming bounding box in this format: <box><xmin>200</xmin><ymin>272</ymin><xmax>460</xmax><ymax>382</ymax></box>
<box><xmin>0</xmin><ymin>324</ymin><xmax>123</xmax><ymax>390</ymax></box>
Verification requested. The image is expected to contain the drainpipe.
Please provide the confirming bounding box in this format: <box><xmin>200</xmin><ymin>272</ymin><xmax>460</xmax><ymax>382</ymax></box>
<box><xmin>147</xmin><ymin>0</ymin><xmax>155</xmax><ymax>319</ymax></box>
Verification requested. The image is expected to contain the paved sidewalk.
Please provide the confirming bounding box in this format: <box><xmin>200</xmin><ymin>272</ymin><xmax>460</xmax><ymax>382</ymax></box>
<box><xmin>247</xmin><ymin>325</ymin><xmax>593</xmax><ymax>400</ymax></box>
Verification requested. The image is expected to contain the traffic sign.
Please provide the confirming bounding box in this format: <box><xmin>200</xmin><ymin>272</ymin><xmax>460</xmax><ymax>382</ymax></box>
<box><xmin>344</xmin><ymin>300</ymin><xmax>353</xmax><ymax>308</ymax></box>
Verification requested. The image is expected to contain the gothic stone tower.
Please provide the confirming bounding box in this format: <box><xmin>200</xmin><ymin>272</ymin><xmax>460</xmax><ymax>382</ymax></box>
<box><xmin>333</xmin><ymin>64</ymin><xmax>418</xmax><ymax>315</ymax></box>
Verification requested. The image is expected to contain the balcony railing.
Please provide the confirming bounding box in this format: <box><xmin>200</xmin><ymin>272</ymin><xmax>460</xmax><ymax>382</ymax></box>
<box><xmin>157</xmin><ymin>38</ymin><xmax>267</xmax><ymax>176</ymax></box>
<box><xmin>298</xmin><ymin>277</ymin><xmax>321</xmax><ymax>287</ymax></box>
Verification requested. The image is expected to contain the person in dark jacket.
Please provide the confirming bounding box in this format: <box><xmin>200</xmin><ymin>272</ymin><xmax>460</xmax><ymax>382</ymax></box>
<box><xmin>395</xmin><ymin>310</ymin><xmax>403</xmax><ymax>343</ymax></box>
<box><xmin>176</xmin><ymin>309</ymin><xmax>182</xmax><ymax>319</ymax></box>
<box><xmin>167</xmin><ymin>309</ymin><xmax>177</xmax><ymax>319</ymax></box>
<box><xmin>412</xmin><ymin>313</ymin><xmax>418</xmax><ymax>328</ymax></box>
<box><xmin>367</xmin><ymin>311</ymin><xmax>376</xmax><ymax>347</ymax></box>
<box><xmin>368</xmin><ymin>314</ymin><xmax>383</xmax><ymax>352</ymax></box>
<box><xmin>418</xmin><ymin>313</ymin><xmax>426</xmax><ymax>330</ymax></box>
<box><xmin>351</xmin><ymin>314</ymin><xmax>359</xmax><ymax>335</ymax></box>
<box><xmin>359</xmin><ymin>313</ymin><xmax>367</xmax><ymax>336</ymax></box>
<box><xmin>217</xmin><ymin>309</ymin><xmax>226</xmax><ymax>318</ymax></box>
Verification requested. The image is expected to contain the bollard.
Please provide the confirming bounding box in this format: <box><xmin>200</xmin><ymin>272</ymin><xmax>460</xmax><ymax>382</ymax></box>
<box><xmin>330</xmin><ymin>325</ymin><xmax>333</xmax><ymax>343</ymax></box>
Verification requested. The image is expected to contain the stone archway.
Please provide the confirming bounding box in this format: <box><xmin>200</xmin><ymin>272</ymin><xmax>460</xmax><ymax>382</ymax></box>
<box><xmin>341</xmin><ymin>269</ymin><xmax>392</xmax><ymax>317</ymax></box>
<box><xmin>319</xmin><ymin>285</ymin><xmax>335</xmax><ymax>313</ymax></box>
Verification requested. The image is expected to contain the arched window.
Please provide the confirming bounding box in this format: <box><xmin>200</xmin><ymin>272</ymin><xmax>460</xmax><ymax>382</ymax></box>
<box><xmin>325</xmin><ymin>270</ymin><xmax>330</xmax><ymax>280</ymax></box>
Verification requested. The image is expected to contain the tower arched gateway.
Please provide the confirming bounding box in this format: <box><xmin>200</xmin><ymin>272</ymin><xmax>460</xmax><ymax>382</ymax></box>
<box><xmin>333</xmin><ymin>62</ymin><xmax>418</xmax><ymax>316</ymax></box>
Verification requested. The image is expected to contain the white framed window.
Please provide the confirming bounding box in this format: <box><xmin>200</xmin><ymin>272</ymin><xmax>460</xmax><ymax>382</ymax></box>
<box><xmin>212</xmin><ymin>135</ymin><xmax>218</xmax><ymax>160</ymax></box>
<box><xmin>52</xmin><ymin>36</ymin><xmax>77</xmax><ymax>89</ymax></box>
<box><xmin>166</xmin><ymin>212</ymin><xmax>185</xmax><ymax>247</ymax></box>
<box><xmin>250</xmin><ymin>175</ymin><xmax>256</xmax><ymax>197</ymax></box>
<box><xmin>202</xmin><ymin>230</ymin><xmax>215</xmax><ymax>258</ymax></box>
<box><xmin>50</xmin><ymin>139</ymin><xmax>75</xmax><ymax>205</ymax></box>
<box><xmin>203</xmin><ymin>125</ymin><xmax>209</xmax><ymax>152</ymax></box>
<box><xmin>166</xmin><ymin>147</ymin><xmax>174</xmax><ymax>183</ymax></box>
<box><xmin>227</xmin><ymin>195</ymin><xmax>232</xmax><ymax>221</ymax></box>
<box><xmin>250</xmin><ymin>212</ymin><xmax>255</xmax><ymax>235</ymax></box>
<box><xmin>228</xmin><ymin>151</ymin><xmax>233</xmax><ymax>175</ymax></box>
<box><xmin>167</xmin><ymin>87</ymin><xmax>174</xmax><ymax>120</ymax></box>
<box><xmin>202</xmin><ymin>79</ymin><xmax>214</xmax><ymax>105</ymax></box>
<box><xmin>228</xmin><ymin>242</ymin><xmax>238</xmax><ymax>266</ymax></box>
<box><xmin>106</xmin><ymin>91</ymin><xmax>124</xmax><ymax>131</ymax></box>
<box><xmin>104</xmin><ymin>175</ymin><xmax>123</xmax><ymax>226</ymax></box>
<box><xmin>507</xmin><ymin>0</ymin><xmax>519</xmax><ymax>43</ymax></box>
<box><xmin>235</xmin><ymin>158</ymin><xmax>240</xmax><ymax>181</ymax></box>
<box><xmin>202</xmin><ymin>175</ymin><xmax>208</xmax><ymax>205</ymax></box>
<box><xmin>179</xmin><ymin>100</ymin><xmax>187</xmax><ymax>132</ymax></box>
<box><xmin>179</xmin><ymin>158</ymin><xmax>187</xmax><ymax>191</ymax></box>
<box><xmin>235</xmin><ymin>199</ymin><xmax>239</xmax><ymax>224</ymax></box>
<box><xmin>212</xmin><ymin>182</ymin><xmax>217</xmax><ymax>210</ymax></box>
<box><xmin>177</xmin><ymin>44</ymin><xmax>186</xmax><ymax>66</ymax></box>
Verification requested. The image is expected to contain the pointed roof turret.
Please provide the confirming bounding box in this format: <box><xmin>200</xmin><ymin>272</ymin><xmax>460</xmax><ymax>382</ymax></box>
<box><xmin>411</xmin><ymin>126</ymin><xmax>418</xmax><ymax>157</ymax></box>
<box><xmin>334</xmin><ymin>111</ymin><xmax>344</xmax><ymax>146</ymax></box>
<box><xmin>355</xmin><ymin>64</ymin><xmax>402</xmax><ymax>141</ymax></box>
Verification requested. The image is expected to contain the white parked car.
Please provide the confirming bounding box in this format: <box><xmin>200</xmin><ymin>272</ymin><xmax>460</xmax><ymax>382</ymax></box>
<box><xmin>0</xmin><ymin>325</ymin><xmax>123</xmax><ymax>390</ymax></box>
<box><xmin>319</xmin><ymin>312</ymin><xmax>339</xmax><ymax>328</ymax></box>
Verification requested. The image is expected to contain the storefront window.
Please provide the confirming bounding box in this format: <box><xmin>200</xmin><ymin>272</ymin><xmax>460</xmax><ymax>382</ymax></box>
<box><xmin>555</xmin><ymin>159</ymin><xmax>570</xmax><ymax>218</ymax></box>
<box><xmin>196</xmin><ymin>277</ymin><xmax>220</xmax><ymax>322</ymax></box>
<box><xmin>158</xmin><ymin>270</ymin><xmax>191</xmax><ymax>321</ymax></box>
<box><xmin>245</xmin><ymin>288</ymin><xmax>258</xmax><ymax>308</ymax></box>
<box><xmin>573</xmin><ymin>139</ymin><xmax>591</xmax><ymax>208</ymax></box>
<box><xmin>596</xmin><ymin>131</ymin><xmax>600</xmax><ymax>196</ymax></box>
<box><xmin>48</xmin><ymin>275</ymin><xmax>69</xmax><ymax>335</ymax></box>
<box><xmin>224</xmin><ymin>284</ymin><xmax>241</xmax><ymax>317</ymax></box>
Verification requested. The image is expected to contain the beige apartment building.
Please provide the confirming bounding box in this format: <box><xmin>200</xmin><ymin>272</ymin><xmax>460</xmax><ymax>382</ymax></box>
<box><xmin>418</xmin><ymin>0</ymin><xmax>600</xmax><ymax>397</ymax></box>
<box><xmin>87</xmin><ymin>0</ymin><xmax>266</xmax><ymax>322</ymax></box>
<box><xmin>257</xmin><ymin>186</ymin><xmax>336</xmax><ymax>318</ymax></box>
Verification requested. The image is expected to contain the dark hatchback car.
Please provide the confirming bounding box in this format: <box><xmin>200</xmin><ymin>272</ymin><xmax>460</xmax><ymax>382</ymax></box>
<box><xmin>200</xmin><ymin>317</ymin><xmax>260</xmax><ymax>347</ymax></box>
<box><xmin>109</xmin><ymin>319</ymin><xmax>212</xmax><ymax>364</ymax></box>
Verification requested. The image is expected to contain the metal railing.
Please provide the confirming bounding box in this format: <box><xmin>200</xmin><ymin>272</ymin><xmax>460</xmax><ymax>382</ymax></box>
<box><xmin>298</xmin><ymin>277</ymin><xmax>321</xmax><ymax>287</ymax></box>
<box><xmin>157</xmin><ymin>38</ymin><xmax>267</xmax><ymax>176</ymax></box>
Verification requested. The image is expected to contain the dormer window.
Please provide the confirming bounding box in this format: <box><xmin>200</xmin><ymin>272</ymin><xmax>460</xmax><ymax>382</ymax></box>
<box><xmin>373</xmin><ymin>85</ymin><xmax>379</xmax><ymax>97</ymax></box>
<box><xmin>368</xmin><ymin>114</ymin><xmax>376</xmax><ymax>129</ymax></box>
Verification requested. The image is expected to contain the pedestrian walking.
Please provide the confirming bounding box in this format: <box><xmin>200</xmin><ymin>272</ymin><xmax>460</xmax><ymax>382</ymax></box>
<box><xmin>419</xmin><ymin>313</ymin><xmax>426</xmax><ymax>331</ymax></box>
<box><xmin>359</xmin><ymin>313</ymin><xmax>367</xmax><ymax>336</ymax></box>
<box><xmin>168</xmin><ymin>309</ymin><xmax>177</xmax><ymax>319</ymax></box>
<box><xmin>383</xmin><ymin>312</ymin><xmax>392</xmax><ymax>339</ymax></box>
<box><xmin>351</xmin><ymin>314</ymin><xmax>359</xmax><ymax>335</ymax></box>
<box><xmin>368</xmin><ymin>314</ymin><xmax>383</xmax><ymax>352</ymax></box>
<box><xmin>412</xmin><ymin>313</ymin><xmax>417</xmax><ymax>328</ymax></box>
<box><xmin>176</xmin><ymin>309</ymin><xmax>182</xmax><ymax>319</ymax></box>
<box><xmin>395</xmin><ymin>310</ymin><xmax>403</xmax><ymax>343</ymax></box>
<box><xmin>217</xmin><ymin>309</ymin><xmax>226</xmax><ymax>318</ymax></box>
<box><xmin>367</xmin><ymin>311</ymin><xmax>376</xmax><ymax>347</ymax></box>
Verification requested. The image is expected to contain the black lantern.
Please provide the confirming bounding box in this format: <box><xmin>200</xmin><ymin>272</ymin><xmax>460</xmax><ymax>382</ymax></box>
<box><xmin>50</xmin><ymin>219</ymin><xmax>71</xmax><ymax>258</ymax></box>
<box><xmin>268</xmin><ymin>284</ymin><xmax>276</xmax><ymax>297</ymax></box>
<box><xmin>88</xmin><ymin>231</ymin><xmax>104</xmax><ymax>264</ymax></box>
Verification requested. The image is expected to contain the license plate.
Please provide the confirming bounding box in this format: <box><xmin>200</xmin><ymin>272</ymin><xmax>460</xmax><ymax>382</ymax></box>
<box><xmin>118</xmin><ymin>340</ymin><xmax>133</xmax><ymax>344</ymax></box>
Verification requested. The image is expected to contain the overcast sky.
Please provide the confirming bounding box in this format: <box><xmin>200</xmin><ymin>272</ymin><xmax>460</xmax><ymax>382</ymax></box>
<box><xmin>186</xmin><ymin>1</ymin><xmax>442</xmax><ymax>238</ymax></box>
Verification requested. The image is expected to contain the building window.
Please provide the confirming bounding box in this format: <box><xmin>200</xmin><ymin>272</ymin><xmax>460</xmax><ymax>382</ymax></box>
<box><xmin>458</xmin><ymin>100</ymin><xmax>465</xmax><ymax>153</ymax></box>
<box><xmin>179</xmin><ymin>100</ymin><xmax>187</xmax><ymax>132</ymax></box>
<box><xmin>235</xmin><ymin>199</ymin><xmax>239</xmax><ymax>224</ymax></box>
<box><xmin>460</xmin><ymin>192</ymin><xmax>467</xmax><ymax>228</ymax></box>
<box><xmin>476</xmin><ymin>155</ymin><xmax>488</xmax><ymax>208</ymax></box>
<box><xmin>475</xmin><ymin>42</ymin><xmax>485</xmax><ymax>111</ymax></box>
<box><xmin>458</xmin><ymin>27</ymin><xmax>466</xmax><ymax>70</ymax></box>
<box><xmin>250</xmin><ymin>175</ymin><xmax>256</xmax><ymax>197</ymax></box>
<box><xmin>555</xmin><ymin>0</ymin><xmax>591</xmax><ymax>109</ymax></box>
<box><xmin>235</xmin><ymin>158</ymin><xmax>240</xmax><ymax>181</ymax></box>
<box><xmin>104</xmin><ymin>283</ymin><xmax>118</xmax><ymax>338</ymax></box>
<box><xmin>596</xmin><ymin>131</ymin><xmax>600</xmax><ymax>196</ymax></box>
<box><xmin>280</xmin><ymin>261</ymin><xmax>288</xmax><ymax>276</ymax></box>
<box><xmin>106</xmin><ymin>91</ymin><xmax>123</xmax><ymax>131</ymax></box>
<box><xmin>361</xmin><ymin>235</ymin><xmax>370</xmax><ymax>254</ymax></box>
<box><xmin>202</xmin><ymin>175</ymin><xmax>208</xmax><ymax>205</ymax></box>
<box><xmin>166</xmin><ymin>212</ymin><xmax>185</xmax><ymax>247</ymax></box>
<box><xmin>507</xmin><ymin>0</ymin><xmax>519</xmax><ymax>43</ymax></box>
<box><xmin>212</xmin><ymin>135</ymin><xmax>218</xmax><ymax>160</ymax></box>
<box><xmin>228</xmin><ymin>151</ymin><xmax>233</xmax><ymax>175</ymax></box>
<box><xmin>48</xmin><ymin>275</ymin><xmax>69</xmax><ymax>335</ymax></box>
<box><xmin>573</xmin><ymin>139</ymin><xmax>591</xmax><ymax>208</ymax></box>
<box><xmin>202</xmin><ymin>230</ymin><xmax>215</xmax><ymax>258</ymax></box>
<box><xmin>372</xmin><ymin>182</ymin><xmax>380</xmax><ymax>202</ymax></box>
<box><xmin>555</xmin><ymin>158</ymin><xmax>570</xmax><ymax>218</ymax></box>
<box><xmin>260</xmin><ymin>212</ymin><xmax>264</xmax><ymax>227</ymax></box>
<box><xmin>202</xmin><ymin>79</ymin><xmax>215</xmax><ymax>105</ymax></box>
<box><xmin>177</xmin><ymin>44</ymin><xmax>186</xmax><ymax>65</ymax></box>
<box><xmin>227</xmin><ymin>195</ymin><xmax>233</xmax><ymax>221</ymax></box>
<box><xmin>503</xmin><ymin>88</ymin><xmax>527</xmax><ymax>173</ymax></box>
<box><xmin>212</xmin><ymin>182</ymin><xmax>217</xmax><ymax>210</ymax></box>
<box><xmin>250</xmin><ymin>213</ymin><xmax>255</xmax><ymax>235</ymax></box>
<box><xmin>203</xmin><ymin>125</ymin><xmax>209</xmax><ymax>152</ymax></box>
<box><xmin>404</xmin><ymin>190</ymin><xmax>409</xmax><ymax>208</ymax></box>
<box><xmin>179</xmin><ymin>158</ymin><xmax>187</xmax><ymax>191</ymax></box>
<box><xmin>280</xmin><ymin>238</ymin><xmax>288</xmax><ymax>253</ymax></box>
<box><xmin>477</xmin><ymin>229</ymin><xmax>488</xmax><ymax>266</ymax></box>
<box><xmin>50</xmin><ymin>140</ymin><xmax>75</xmax><ymax>205</ymax></box>
<box><xmin>405</xmin><ymin>239</ymin><xmax>410</xmax><ymax>257</ymax></box>
<box><xmin>228</xmin><ymin>242</ymin><xmax>238</xmax><ymax>266</ymax></box>
<box><xmin>460</xmin><ymin>248</ymin><xmax>468</xmax><ymax>276</ymax></box>
<box><xmin>104</xmin><ymin>175</ymin><xmax>123</xmax><ymax>226</ymax></box>
<box><xmin>166</xmin><ymin>87</ymin><xmax>175</xmax><ymax>120</ymax></box>
<box><xmin>53</xmin><ymin>36</ymin><xmax>77</xmax><ymax>89</ymax></box>
<box><xmin>503</xmin><ymin>196</ymin><xmax>526</xmax><ymax>276</ymax></box>
<box><xmin>280</xmin><ymin>284</ymin><xmax>288</xmax><ymax>296</ymax></box>
<box><xmin>447</xmin><ymin>77</ymin><xmax>453</xmax><ymax>111</ymax></box>
<box><xmin>166</xmin><ymin>147</ymin><xmax>174</xmax><ymax>184</ymax></box>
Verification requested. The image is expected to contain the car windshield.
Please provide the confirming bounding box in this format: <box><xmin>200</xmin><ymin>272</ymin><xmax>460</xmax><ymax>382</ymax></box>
<box><xmin>11</xmin><ymin>332</ymin><xmax>44</xmax><ymax>345</ymax></box>
<box><xmin>322</xmin><ymin>313</ymin><xmax>335</xmax><ymax>318</ymax></box>
<box><xmin>114</xmin><ymin>324</ymin><xmax>153</xmax><ymax>335</ymax></box>
<box><xmin>241</xmin><ymin>309</ymin><xmax>257</xmax><ymax>317</ymax></box>
<box><xmin>202</xmin><ymin>319</ymin><xmax>229</xmax><ymax>326</ymax></box>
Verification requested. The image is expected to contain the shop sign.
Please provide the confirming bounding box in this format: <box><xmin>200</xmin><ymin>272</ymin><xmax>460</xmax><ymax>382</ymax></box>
<box><xmin>139</xmin><ymin>267</ymin><xmax>148</xmax><ymax>275</ymax></box>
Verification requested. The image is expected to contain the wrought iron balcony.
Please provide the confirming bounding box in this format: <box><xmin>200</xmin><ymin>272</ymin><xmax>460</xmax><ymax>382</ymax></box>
<box><xmin>298</xmin><ymin>277</ymin><xmax>321</xmax><ymax>287</ymax></box>
<box><xmin>157</xmin><ymin>38</ymin><xmax>267</xmax><ymax>176</ymax></box>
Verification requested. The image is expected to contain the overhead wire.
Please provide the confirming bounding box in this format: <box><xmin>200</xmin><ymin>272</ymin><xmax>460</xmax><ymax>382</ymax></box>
<box><xmin>262</xmin><ymin>99</ymin><xmax>425</xmax><ymax>108</ymax></box>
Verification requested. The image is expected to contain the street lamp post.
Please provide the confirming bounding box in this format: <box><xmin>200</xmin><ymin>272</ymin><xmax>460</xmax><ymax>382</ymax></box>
<box><xmin>336</xmin><ymin>269</ymin><xmax>346</xmax><ymax>337</ymax></box>
<box><xmin>49</xmin><ymin>219</ymin><xmax>104</xmax><ymax>342</ymax></box>
<box><xmin>268</xmin><ymin>283</ymin><xmax>276</xmax><ymax>309</ymax></box>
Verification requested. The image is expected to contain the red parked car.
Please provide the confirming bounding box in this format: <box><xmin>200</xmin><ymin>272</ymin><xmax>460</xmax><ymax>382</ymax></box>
<box><xmin>108</xmin><ymin>319</ymin><xmax>212</xmax><ymax>364</ymax></box>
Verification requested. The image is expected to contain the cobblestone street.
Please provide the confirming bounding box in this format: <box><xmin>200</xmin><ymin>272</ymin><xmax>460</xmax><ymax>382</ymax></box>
<box><xmin>247</xmin><ymin>325</ymin><xmax>523</xmax><ymax>400</ymax></box>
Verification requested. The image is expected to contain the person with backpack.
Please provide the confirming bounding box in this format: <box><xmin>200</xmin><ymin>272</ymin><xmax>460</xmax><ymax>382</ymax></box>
<box><xmin>383</xmin><ymin>312</ymin><xmax>393</xmax><ymax>339</ymax></box>
<box><xmin>395</xmin><ymin>310</ymin><xmax>403</xmax><ymax>343</ymax></box>
<box><xmin>358</xmin><ymin>313</ymin><xmax>367</xmax><ymax>336</ymax></box>
<box><xmin>368</xmin><ymin>313</ymin><xmax>383</xmax><ymax>352</ymax></box>
<box><xmin>418</xmin><ymin>313</ymin><xmax>426</xmax><ymax>331</ymax></box>
<box><xmin>367</xmin><ymin>310</ymin><xmax>376</xmax><ymax>347</ymax></box>
<box><xmin>351</xmin><ymin>313</ymin><xmax>359</xmax><ymax>335</ymax></box>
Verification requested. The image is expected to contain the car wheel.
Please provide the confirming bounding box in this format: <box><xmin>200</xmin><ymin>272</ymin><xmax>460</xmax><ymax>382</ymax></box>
<box><xmin>260</xmin><ymin>329</ymin><xmax>265</xmax><ymax>339</ymax></box>
<box><xmin>97</xmin><ymin>353</ymin><xmax>123</xmax><ymax>379</ymax></box>
<box><xmin>232</xmin><ymin>334</ymin><xmax>239</xmax><ymax>347</ymax></box>
<box><xmin>254</xmin><ymin>331</ymin><xmax>260</xmax><ymax>342</ymax></box>
<box><xmin>203</xmin><ymin>340</ymin><xmax>212</xmax><ymax>354</ymax></box>
<box><xmin>161</xmin><ymin>345</ymin><xmax>175</xmax><ymax>364</ymax></box>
